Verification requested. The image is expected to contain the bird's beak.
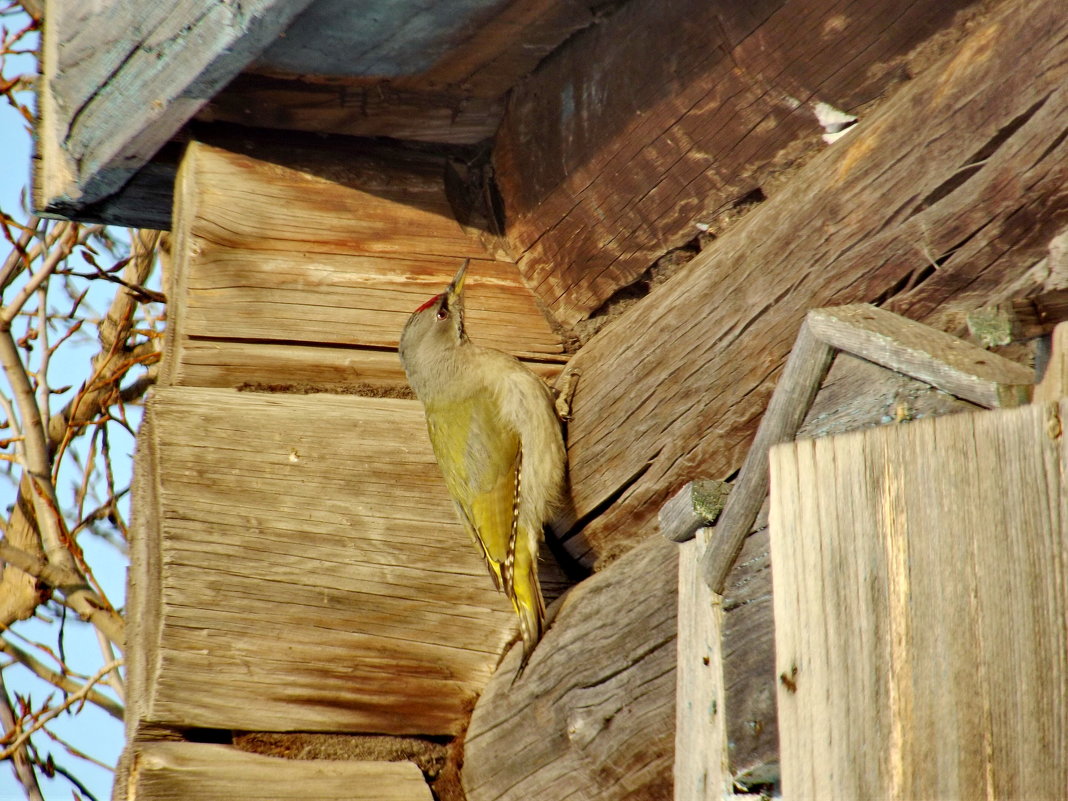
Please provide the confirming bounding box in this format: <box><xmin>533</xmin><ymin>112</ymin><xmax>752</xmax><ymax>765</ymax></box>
<box><xmin>447</xmin><ymin>259</ymin><xmax>468</xmax><ymax>303</ymax></box>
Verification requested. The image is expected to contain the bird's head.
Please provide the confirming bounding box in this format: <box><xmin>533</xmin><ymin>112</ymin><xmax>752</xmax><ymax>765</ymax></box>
<box><xmin>398</xmin><ymin>260</ymin><xmax>470</xmax><ymax>375</ymax></box>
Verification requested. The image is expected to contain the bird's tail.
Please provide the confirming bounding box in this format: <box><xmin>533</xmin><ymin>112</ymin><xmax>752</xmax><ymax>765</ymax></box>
<box><xmin>510</xmin><ymin>533</ymin><xmax>546</xmax><ymax>680</ymax></box>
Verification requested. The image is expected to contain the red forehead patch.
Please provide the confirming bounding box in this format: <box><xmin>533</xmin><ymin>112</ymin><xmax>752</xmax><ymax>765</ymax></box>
<box><xmin>414</xmin><ymin>293</ymin><xmax>441</xmax><ymax>313</ymax></box>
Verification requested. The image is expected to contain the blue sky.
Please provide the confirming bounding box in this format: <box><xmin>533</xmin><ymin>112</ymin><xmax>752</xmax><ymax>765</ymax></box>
<box><xmin>1</xmin><ymin>9</ymin><xmax>128</xmax><ymax>801</ymax></box>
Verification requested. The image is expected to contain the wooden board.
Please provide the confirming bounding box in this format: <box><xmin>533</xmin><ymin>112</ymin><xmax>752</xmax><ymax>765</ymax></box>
<box><xmin>494</xmin><ymin>0</ymin><xmax>981</xmax><ymax>325</ymax></box>
<box><xmin>127</xmin><ymin>387</ymin><xmax>568</xmax><ymax>735</ymax></box>
<box><xmin>37</xmin><ymin>0</ymin><xmax>316</xmax><ymax>215</ymax></box>
<box><xmin>674</xmin><ymin>529</ymin><xmax>729</xmax><ymax>801</ymax></box>
<box><xmin>770</xmin><ymin>401</ymin><xmax>1068</xmax><ymax>799</ymax></box>
<box><xmin>164</xmin><ymin>136</ymin><xmax>565</xmax><ymax>390</ymax></box>
<box><xmin>555</xmin><ymin>0</ymin><xmax>1066</xmax><ymax>567</ymax></box>
<box><xmin>463</xmin><ymin>536</ymin><xmax>677</xmax><ymax>801</ymax></box>
<box><xmin>119</xmin><ymin>742</ymin><xmax>432</xmax><ymax>800</ymax></box>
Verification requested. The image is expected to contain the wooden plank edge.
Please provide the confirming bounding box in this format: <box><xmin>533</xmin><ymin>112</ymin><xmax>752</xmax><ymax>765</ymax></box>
<box><xmin>809</xmin><ymin>303</ymin><xmax>1033</xmax><ymax>408</ymax></box>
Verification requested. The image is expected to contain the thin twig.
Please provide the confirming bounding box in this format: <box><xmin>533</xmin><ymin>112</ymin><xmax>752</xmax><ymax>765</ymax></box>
<box><xmin>0</xmin><ymin>669</ymin><xmax>44</xmax><ymax>801</ymax></box>
<box><xmin>0</xmin><ymin>658</ymin><xmax>122</xmax><ymax>759</ymax></box>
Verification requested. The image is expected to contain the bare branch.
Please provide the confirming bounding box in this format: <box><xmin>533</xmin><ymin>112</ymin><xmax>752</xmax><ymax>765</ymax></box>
<box><xmin>0</xmin><ymin>540</ymin><xmax>124</xmax><ymax>647</ymax></box>
<box><xmin>0</xmin><ymin>669</ymin><xmax>44</xmax><ymax>801</ymax></box>
<box><xmin>0</xmin><ymin>639</ymin><xmax>123</xmax><ymax>720</ymax></box>
<box><xmin>0</xmin><ymin>658</ymin><xmax>122</xmax><ymax>759</ymax></box>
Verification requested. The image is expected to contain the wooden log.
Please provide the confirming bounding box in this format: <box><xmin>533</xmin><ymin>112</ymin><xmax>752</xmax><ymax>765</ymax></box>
<box><xmin>253</xmin><ymin>0</ymin><xmax>601</xmax><ymax>100</ymax></box>
<box><xmin>494</xmin><ymin>0</ymin><xmax>981</xmax><ymax>325</ymax></box>
<box><xmin>118</xmin><ymin>742</ymin><xmax>432</xmax><ymax>801</ymax></box>
<box><xmin>556</xmin><ymin>0</ymin><xmax>1068</xmax><ymax>567</ymax></box>
<box><xmin>127</xmin><ymin>387</ymin><xmax>569</xmax><ymax>736</ymax></box>
<box><xmin>659</xmin><ymin>480</ymin><xmax>731</xmax><ymax>543</ymax></box>
<box><xmin>770</xmin><ymin>400</ymin><xmax>1068</xmax><ymax>800</ymax></box>
<box><xmin>37</xmin><ymin>0</ymin><xmax>316</xmax><ymax>215</ymax></box>
<box><xmin>165</xmin><ymin>135</ymin><xmax>565</xmax><ymax>391</ymax></box>
<box><xmin>462</xmin><ymin>536</ymin><xmax>677</xmax><ymax>801</ymax></box>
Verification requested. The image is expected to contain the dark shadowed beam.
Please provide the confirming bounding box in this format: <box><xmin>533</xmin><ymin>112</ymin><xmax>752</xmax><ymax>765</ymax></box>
<box><xmin>555</xmin><ymin>0</ymin><xmax>1068</xmax><ymax>567</ymax></box>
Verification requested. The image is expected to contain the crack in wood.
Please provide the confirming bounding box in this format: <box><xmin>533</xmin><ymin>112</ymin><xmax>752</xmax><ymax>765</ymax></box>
<box><xmin>911</xmin><ymin>94</ymin><xmax>1052</xmax><ymax>216</ymax></box>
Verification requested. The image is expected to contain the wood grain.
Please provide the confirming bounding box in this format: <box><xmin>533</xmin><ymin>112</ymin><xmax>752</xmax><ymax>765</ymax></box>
<box><xmin>1034</xmin><ymin>321</ymin><xmax>1068</xmax><ymax>403</ymax></box>
<box><xmin>674</xmin><ymin>529</ymin><xmax>729</xmax><ymax>801</ymax></box>
<box><xmin>770</xmin><ymin>401</ymin><xmax>1068</xmax><ymax>800</ymax></box>
<box><xmin>808</xmin><ymin>304</ymin><xmax>1033</xmax><ymax>409</ymax></box>
<box><xmin>494</xmin><ymin>0</ymin><xmax>980</xmax><ymax>325</ymax></box>
<box><xmin>702</xmin><ymin>322</ymin><xmax>833</xmax><ymax>592</ymax></box>
<box><xmin>199</xmin><ymin>75</ymin><xmax>505</xmax><ymax>145</ymax></box>
<box><xmin>556</xmin><ymin>0</ymin><xmax>1068</xmax><ymax>567</ymax></box>
<box><xmin>165</xmin><ymin>137</ymin><xmax>564</xmax><ymax>390</ymax></box>
<box><xmin>128</xmin><ymin>387</ymin><xmax>569</xmax><ymax>735</ymax></box>
<box><xmin>37</xmin><ymin>0</ymin><xmax>316</xmax><ymax>214</ymax></box>
<box><xmin>120</xmin><ymin>742</ymin><xmax>432</xmax><ymax>801</ymax></box>
<box><xmin>463</xmin><ymin>536</ymin><xmax>676</xmax><ymax>801</ymax></box>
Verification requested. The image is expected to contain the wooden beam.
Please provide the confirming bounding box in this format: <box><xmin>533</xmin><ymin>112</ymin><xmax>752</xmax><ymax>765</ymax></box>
<box><xmin>555</xmin><ymin>0</ymin><xmax>1068</xmax><ymax>568</ymax></box>
<box><xmin>770</xmin><ymin>400</ymin><xmax>1068</xmax><ymax>799</ymax></box>
<box><xmin>702</xmin><ymin>322</ymin><xmax>833</xmax><ymax>592</ymax></box>
<box><xmin>127</xmin><ymin>387</ymin><xmax>570</xmax><ymax>736</ymax></box>
<box><xmin>462</xmin><ymin>536</ymin><xmax>677</xmax><ymax>801</ymax></box>
<box><xmin>494</xmin><ymin>0</ymin><xmax>982</xmax><ymax>325</ymax></box>
<box><xmin>118</xmin><ymin>742</ymin><xmax>432</xmax><ymax>801</ymax></box>
<box><xmin>807</xmin><ymin>304</ymin><xmax>1033</xmax><ymax>409</ymax></box>
<box><xmin>198</xmin><ymin>75</ymin><xmax>506</xmax><ymax>146</ymax></box>
<box><xmin>165</xmin><ymin>135</ymin><xmax>564</xmax><ymax>391</ymax></box>
<box><xmin>37</xmin><ymin>0</ymin><xmax>316</xmax><ymax>216</ymax></box>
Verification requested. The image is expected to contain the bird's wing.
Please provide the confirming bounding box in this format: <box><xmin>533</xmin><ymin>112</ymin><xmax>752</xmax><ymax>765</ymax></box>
<box><xmin>425</xmin><ymin>395</ymin><xmax>521</xmax><ymax>594</ymax></box>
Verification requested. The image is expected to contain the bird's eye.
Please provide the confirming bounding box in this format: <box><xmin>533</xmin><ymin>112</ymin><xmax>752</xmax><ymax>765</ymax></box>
<box><xmin>436</xmin><ymin>307</ymin><xmax>448</xmax><ymax>321</ymax></box>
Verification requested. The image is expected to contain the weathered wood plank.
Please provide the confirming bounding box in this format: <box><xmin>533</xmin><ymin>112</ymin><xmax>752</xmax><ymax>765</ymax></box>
<box><xmin>463</xmin><ymin>536</ymin><xmax>676</xmax><ymax>801</ymax></box>
<box><xmin>37</xmin><ymin>0</ymin><xmax>316</xmax><ymax>215</ymax></box>
<box><xmin>808</xmin><ymin>304</ymin><xmax>1033</xmax><ymax>409</ymax></box>
<box><xmin>702</xmin><ymin>322</ymin><xmax>833</xmax><ymax>592</ymax></box>
<box><xmin>128</xmin><ymin>387</ymin><xmax>569</xmax><ymax>735</ymax></box>
<box><xmin>164</xmin><ymin>136</ymin><xmax>564</xmax><ymax>390</ymax></box>
<box><xmin>770</xmin><ymin>400</ymin><xmax>1068</xmax><ymax>800</ymax></box>
<box><xmin>676</xmin><ymin>354</ymin><xmax>981</xmax><ymax>797</ymax></box>
<box><xmin>556</xmin><ymin>0</ymin><xmax>1068</xmax><ymax>566</ymax></box>
<box><xmin>1033</xmin><ymin>321</ymin><xmax>1068</xmax><ymax>403</ymax></box>
<box><xmin>674</xmin><ymin>528</ymin><xmax>729</xmax><ymax>801</ymax></box>
<box><xmin>118</xmin><ymin>742</ymin><xmax>432</xmax><ymax>801</ymax></box>
<box><xmin>494</xmin><ymin>0</ymin><xmax>981</xmax><ymax>325</ymax></box>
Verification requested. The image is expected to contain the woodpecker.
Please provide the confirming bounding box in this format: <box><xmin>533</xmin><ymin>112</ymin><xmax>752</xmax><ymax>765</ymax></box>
<box><xmin>399</xmin><ymin>260</ymin><xmax>566</xmax><ymax>675</ymax></box>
